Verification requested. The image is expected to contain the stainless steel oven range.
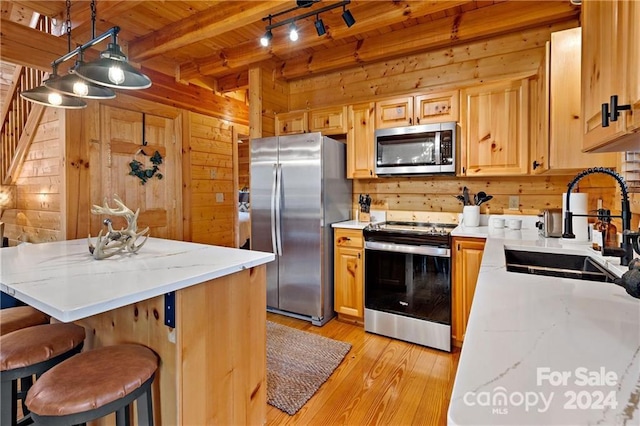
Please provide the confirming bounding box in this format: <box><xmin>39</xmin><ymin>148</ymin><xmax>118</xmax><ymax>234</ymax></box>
<box><xmin>363</xmin><ymin>221</ymin><xmax>455</xmax><ymax>352</ymax></box>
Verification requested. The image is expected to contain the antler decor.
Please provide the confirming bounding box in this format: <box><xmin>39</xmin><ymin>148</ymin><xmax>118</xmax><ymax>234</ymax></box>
<box><xmin>87</xmin><ymin>195</ymin><xmax>149</xmax><ymax>260</ymax></box>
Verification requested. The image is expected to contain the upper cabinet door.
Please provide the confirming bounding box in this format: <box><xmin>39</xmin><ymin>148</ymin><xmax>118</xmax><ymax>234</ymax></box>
<box><xmin>275</xmin><ymin>111</ymin><xmax>308</xmax><ymax>135</ymax></box>
<box><xmin>415</xmin><ymin>91</ymin><xmax>459</xmax><ymax>125</ymax></box>
<box><xmin>460</xmin><ymin>79</ymin><xmax>529</xmax><ymax>176</ymax></box>
<box><xmin>626</xmin><ymin>0</ymin><xmax>640</xmax><ymax>133</ymax></box>
<box><xmin>375</xmin><ymin>97</ymin><xmax>414</xmax><ymax>128</ymax></box>
<box><xmin>309</xmin><ymin>106</ymin><xmax>347</xmax><ymax>135</ymax></box>
<box><xmin>581</xmin><ymin>0</ymin><xmax>629</xmax><ymax>151</ymax></box>
<box><xmin>347</xmin><ymin>103</ymin><xmax>376</xmax><ymax>179</ymax></box>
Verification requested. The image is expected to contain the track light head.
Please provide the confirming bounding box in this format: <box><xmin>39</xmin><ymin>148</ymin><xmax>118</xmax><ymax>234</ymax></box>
<box><xmin>342</xmin><ymin>8</ymin><xmax>356</xmax><ymax>28</ymax></box>
<box><xmin>289</xmin><ymin>23</ymin><xmax>299</xmax><ymax>41</ymax></box>
<box><xmin>314</xmin><ymin>16</ymin><xmax>326</xmax><ymax>36</ymax></box>
<box><xmin>260</xmin><ymin>29</ymin><xmax>273</xmax><ymax>47</ymax></box>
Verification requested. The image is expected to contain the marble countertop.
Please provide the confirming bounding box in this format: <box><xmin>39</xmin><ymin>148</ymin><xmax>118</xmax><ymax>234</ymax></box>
<box><xmin>331</xmin><ymin>220</ymin><xmax>374</xmax><ymax>230</ymax></box>
<box><xmin>448</xmin><ymin>229</ymin><xmax>640</xmax><ymax>425</ymax></box>
<box><xmin>0</xmin><ymin>238</ymin><xmax>274</xmax><ymax>322</ymax></box>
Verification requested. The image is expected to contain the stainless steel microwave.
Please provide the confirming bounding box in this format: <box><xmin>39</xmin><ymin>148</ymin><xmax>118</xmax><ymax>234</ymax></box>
<box><xmin>374</xmin><ymin>122</ymin><xmax>456</xmax><ymax>176</ymax></box>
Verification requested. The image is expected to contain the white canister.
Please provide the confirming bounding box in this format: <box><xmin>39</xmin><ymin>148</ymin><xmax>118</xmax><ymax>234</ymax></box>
<box><xmin>462</xmin><ymin>205</ymin><xmax>480</xmax><ymax>227</ymax></box>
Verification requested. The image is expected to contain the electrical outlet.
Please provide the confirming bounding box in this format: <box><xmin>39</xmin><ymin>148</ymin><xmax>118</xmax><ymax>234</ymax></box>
<box><xmin>509</xmin><ymin>195</ymin><xmax>520</xmax><ymax>210</ymax></box>
<box><xmin>210</xmin><ymin>169</ymin><xmax>217</xmax><ymax>179</ymax></box>
<box><xmin>216</xmin><ymin>193</ymin><xmax>224</xmax><ymax>203</ymax></box>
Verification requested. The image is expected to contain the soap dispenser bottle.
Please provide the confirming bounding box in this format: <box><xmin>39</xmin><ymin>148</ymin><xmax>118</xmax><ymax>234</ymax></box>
<box><xmin>602</xmin><ymin>210</ymin><xmax>618</xmax><ymax>249</ymax></box>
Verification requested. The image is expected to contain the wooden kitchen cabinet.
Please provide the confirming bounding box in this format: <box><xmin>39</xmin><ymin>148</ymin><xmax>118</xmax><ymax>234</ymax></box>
<box><xmin>451</xmin><ymin>237</ymin><xmax>485</xmax><ymax>346</ymax></box>
<box><xmin>531</xmin><ymin>27</ymin><xmax>616</xmax><ymax>174</ymax></box>
<box><xmin>347</xmin><ymin>102</ymin><xmax>376</xmax><ymax>179</ymax></box>
<box><xmin>275</xmin><ymin>111</ymin><xmax>308</xmax><ymax>135</ymax></box>
<box><xmin>375</xmin><ymin>91</ymin><xmax>459</xmax><ymax>129</ymax></box>
<box><xmin>334</xmin><ymin>228</ymin><xmax>364</xmax><ymax>323</ymax></box>
<box><xmin>460</xmin><ymin>79</ymin><xmax>529</xmax><ymax>176</ymax></box>
<box><xmin>582</xmin><ymin>0</ymin><xmax>640</xmax><ymax>152</ymax></box>
<box><xmin>309</xmin><ymin>106</ymin><xmax>348</xmax><ymax>135</ymax></box>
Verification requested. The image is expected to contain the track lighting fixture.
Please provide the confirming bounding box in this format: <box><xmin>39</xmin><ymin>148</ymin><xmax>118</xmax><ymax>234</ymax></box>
<box><xmin>342</xmin><ymin>6</ymin><xmax>356</xmax><ymax>28</ymax></box>
<box><xmin>260</xmin><ymin>0</ymin><xmax>355</xmax><ymax>46</ymax></box>
<box><xmin>20</xmin><ymin>0</ymin><xmax>150</xmax><ymax>109</ymax></box>
<box><xmin>314</xmin><ymin>15</ymin><xmax>326</xmax><ymax>36</ymax></box>
<box><xmin>289</xmin><ymin>23</ymin><xmax>299</xmax><ymax>41</ymax></box>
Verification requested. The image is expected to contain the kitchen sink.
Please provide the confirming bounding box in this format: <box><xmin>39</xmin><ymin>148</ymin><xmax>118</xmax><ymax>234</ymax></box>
<box><xmin>504</xmin><ymin>249</ymin><xmax>618</xmax><ymax>283</ymax></box>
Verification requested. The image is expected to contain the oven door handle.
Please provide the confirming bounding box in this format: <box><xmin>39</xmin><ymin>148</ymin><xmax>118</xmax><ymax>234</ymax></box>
<box><xmin>365</xmin><ymin>241</ymin><xmax>450</xmax><ymax>257</ymax></box>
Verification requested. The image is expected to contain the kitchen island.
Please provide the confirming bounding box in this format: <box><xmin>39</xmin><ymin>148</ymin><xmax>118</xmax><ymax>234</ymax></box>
<box><xmin>448</xmin><ymin>224</ymin><xmax>640</xmax><ymax>424</ymax></box>
<box><xmin>0</xmin><ymin>238</ymin><xmax>274</xmax><ymax>425</ymax></box>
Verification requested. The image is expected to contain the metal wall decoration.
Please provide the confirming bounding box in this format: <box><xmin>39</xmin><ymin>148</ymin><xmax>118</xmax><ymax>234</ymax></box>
<box><xmin>129</xmin><ymin>113</ymin><xmax>164</xmax><ymax>184</ymax></box>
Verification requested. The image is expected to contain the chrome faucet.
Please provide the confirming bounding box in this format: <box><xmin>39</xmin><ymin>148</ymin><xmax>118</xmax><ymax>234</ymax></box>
<box><xmin>562</xmin><ymin>167</ymin><xmax>638</xmax><ymax>266</ymax></box>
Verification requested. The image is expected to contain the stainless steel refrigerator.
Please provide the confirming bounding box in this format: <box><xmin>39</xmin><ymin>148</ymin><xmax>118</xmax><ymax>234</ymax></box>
<box><xmin>250</xmin><ymin>133</ymin><xmax>352</xmax><ymax>325</ymax></box>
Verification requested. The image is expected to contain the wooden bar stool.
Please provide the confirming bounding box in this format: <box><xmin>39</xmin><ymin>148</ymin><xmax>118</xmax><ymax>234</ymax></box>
<box><xmin>0</xmin><ymin>306</ymin><xmax>50</xmax><ymax>336</ymax></box>
<box><xmin>26</xmin><ymin>344</ymin><xmax>158</xmax><ymax>426</ymax></box>
<box><xmin>0</xmin><ymin>323</ymin><xmax>85</xmax><ymax>426</ymax></box>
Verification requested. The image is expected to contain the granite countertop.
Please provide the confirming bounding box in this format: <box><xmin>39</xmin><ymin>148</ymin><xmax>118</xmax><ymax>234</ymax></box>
<box><xmin>448</xmin><ymin>228</ymin><xmax>640</xmax><ymax>425</ymax></box>
<box><xmin>0</xmin><ymin>238</ymin><xmax>274</xmax><ymax>322</ymax></box>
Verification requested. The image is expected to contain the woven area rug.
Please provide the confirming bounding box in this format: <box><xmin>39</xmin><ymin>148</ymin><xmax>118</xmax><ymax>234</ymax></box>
<box><xmin>267</xmin><ymin>320</ymin><xmax>351</xmax><ymax>415</ymax></box>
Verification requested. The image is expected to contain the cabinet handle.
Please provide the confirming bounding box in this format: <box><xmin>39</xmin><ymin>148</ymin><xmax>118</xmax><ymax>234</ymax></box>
<box><xmin>532</xmin><ymin>160</ymin><xmax>541</xmax><ymax>170</ymax></box>
<box><xmin>409</xmin><ymin>117</ymin><xmax>412</xmax><ymax>125</ymax></box>
<box><xmin>358</xmin><ymin>252</ymin><xmax>361</xmax><ymax>259</ymax></box>
<box><xmin>602</xmin><ymin>102</ymin><xmax>610</xmax><ymax>128</ymax></box>
<box><xmin>369</xmin><ymin>170</ymin><xmax>373</xmax><ymax>176</ymax></box>
<box><xmin>609</xmin><ymin>95</ymin><xmax>631</xmax><ymax>123</ymax></box>
<box><xmin>416</xmin><ymin>117</ymin><xmax>420</xmax><ymax>124</ymax></box>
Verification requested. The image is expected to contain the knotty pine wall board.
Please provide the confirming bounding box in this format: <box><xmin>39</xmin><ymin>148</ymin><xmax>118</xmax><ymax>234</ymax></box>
<box><xmin>2</xmin><ymin>108</ymin><xmax>63</xmax><ymax>244</ymax></box>
<box><xmin>288</xmin><ymin>21</ymin><xmax>576</xmax><ymax>111</ymax></box>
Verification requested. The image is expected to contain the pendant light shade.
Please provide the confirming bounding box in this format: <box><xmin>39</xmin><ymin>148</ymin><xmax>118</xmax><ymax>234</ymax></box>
<box><xmin>44</xmin><ymin>67</ymin><xmax>116</xmax><ymax>99</ymax></box>
<box><xmin>20</xmin><ymin>80</ymin><xmax>87</xmax><ymax>109</ymax></box>
<box><xmin>74</xmin><ymin>43</ymin><xmax>152</xmax><ymax>90</ymax></box>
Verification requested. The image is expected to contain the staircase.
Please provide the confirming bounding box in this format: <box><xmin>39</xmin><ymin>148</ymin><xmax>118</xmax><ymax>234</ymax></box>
<box><xmin>0</xmin><ymin>14</ymin><xmax>52</xmax><ymax>185</ymax></box>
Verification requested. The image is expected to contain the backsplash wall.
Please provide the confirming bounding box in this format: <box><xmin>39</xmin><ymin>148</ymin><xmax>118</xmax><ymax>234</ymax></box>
<box><xmin>353</xmin><ymin>174</ymin><xmax>638</xmax><ymax>228</ymax></box>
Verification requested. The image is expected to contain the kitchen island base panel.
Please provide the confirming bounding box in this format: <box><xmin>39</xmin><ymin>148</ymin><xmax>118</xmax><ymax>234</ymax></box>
<box><xmin>75</xmin><ymin>265</ymin><xmax>267</xmax><ymax>426</ymax></box>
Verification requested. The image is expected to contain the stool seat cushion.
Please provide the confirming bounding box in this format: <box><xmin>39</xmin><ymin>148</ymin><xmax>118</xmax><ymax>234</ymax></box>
<box><xmin>0</xmin><ymin>323</ymin><xmax>85</xmax><ymax>371</ymax></box>
<box><xmin>0</xmin><ymin>306</ymin><xmax>49</xmax><ymax>336</ymax></box>
<box><xmin>26</xmin><ymin>344</ymin><xmax>158</xmax><ymax>417</ymax></box>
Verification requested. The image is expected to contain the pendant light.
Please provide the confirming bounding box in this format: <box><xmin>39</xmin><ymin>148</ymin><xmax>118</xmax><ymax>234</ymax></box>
<box><xmin>20</xmin><ymin>66</ymin><xmax>87</xmax><ymax>109</ymax></box>
<box><xmin>74</xmin><ymin>36</ymin><xmax>151</xmax><ymax>90</ymax></box>
<box><xmin>43</xmin><ymin>3</ymin><xmax>115</xmax><ymax>99</ymax></box>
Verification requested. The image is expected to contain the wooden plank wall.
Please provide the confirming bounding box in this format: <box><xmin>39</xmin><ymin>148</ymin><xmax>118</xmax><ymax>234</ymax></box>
<box><xmin>238</xmin><ymin>141</ymin><xmax>250</xmax><ymax>191</ymax></box>
<box><xmin>186</xmin><ymin>111</ymin><xmax>248</xmax><ymax>247</ymax></box>
<box><xmin>1</xmin><ymin>108</ymin><xmax>62</xmax><ymax>244</ymax></box>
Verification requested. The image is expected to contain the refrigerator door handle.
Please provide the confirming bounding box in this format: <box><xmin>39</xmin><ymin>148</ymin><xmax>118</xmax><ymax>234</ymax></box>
<box><xmin>270</xmin><ymin>163</ymin><xmax>278</xmax><ymax>255</ymax></box>
<box><xmin>275</xmin><ymin>163</ymin><xmax>283</xmax><ymax>256</ymax></box>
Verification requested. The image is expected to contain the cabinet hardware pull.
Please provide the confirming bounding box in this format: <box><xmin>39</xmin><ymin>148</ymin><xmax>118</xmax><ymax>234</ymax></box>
<box><xmin>416</xmin><ymin>117</ymin><xmax>420</xmax><ymax>124</ymax></box>
<box><xmin>409</xmin><ymin>117</ymin><xmax>412</xmax><ymax>125</ymax></box>
<box><xmin>609</xmin><ymin>95</ymin><xmax>631</xmax><ymax>123</ymax></box>
<box><xmin>358</xmin><ymin>253</ymin><xmax>361</xmax><ymax>259</ymax></box>
<box><xmin>602</xmin><ymin>102</ymin><xmax>610</xmax><ymax>127</ymax></box>
<box><xmin>532</xmin><ymin>160</ymin><xmax>541</xmax><ymax>170</ymax></box>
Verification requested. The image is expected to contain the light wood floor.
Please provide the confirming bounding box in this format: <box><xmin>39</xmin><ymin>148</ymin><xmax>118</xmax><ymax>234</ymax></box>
<box><xmin>266</xmin><ymin>313</ymin><xmax>461</xmax><ymax>426</ymax></box>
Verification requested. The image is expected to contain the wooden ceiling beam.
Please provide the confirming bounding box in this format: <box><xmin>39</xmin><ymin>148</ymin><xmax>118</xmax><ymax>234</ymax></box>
<box><xmin>128</xmin><ymin>1</ymin><xmax>296</xmax><ymax>63</ymax></box>
<box><xmin>69</xmin><ymin>1</ymin><xmax>145</xmax><ymax>40</ymax></box>
<box><xmin>278</xmin><ymin>0</ymin><xmax>579</xmax><ymax>79</ymax></box>
<box><xmin>177</xmin><ymin>0</ymin><xmax>470</xmax><ymax>81</ymax></box>
<box><xmin>0</xmin><ymin>17</ymin><xmax>68</xmax><ymax>71</ymax></box>
<box><xmin>217</xmin><ymin>72</ymin><xmax>250</xmax><ymax>93</ymax></box>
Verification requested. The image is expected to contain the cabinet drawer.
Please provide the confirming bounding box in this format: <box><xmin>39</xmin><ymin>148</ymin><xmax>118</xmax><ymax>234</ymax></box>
<box><xmin>335</xmin><ymin>229</ymin><xmax>363</xmax><ymax>248</ymax></box>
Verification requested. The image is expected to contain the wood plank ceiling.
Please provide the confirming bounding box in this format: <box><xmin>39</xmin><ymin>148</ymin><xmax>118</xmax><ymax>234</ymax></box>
<box><xmin>1</xmin><ymin>1</ymin><xmax>580</xmax><ymax>93</ymax></box>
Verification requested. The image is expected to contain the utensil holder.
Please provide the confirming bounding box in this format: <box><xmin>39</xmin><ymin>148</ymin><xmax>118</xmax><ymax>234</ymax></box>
<box><xmin>359</xmin><ymin>212</ymin><xmax>370</xmax><ymax>222</ymax></box>
<box><xmin>462</xmin><ymin>205</ymin><xmax>480</xmax><ymax>227</ymax></box>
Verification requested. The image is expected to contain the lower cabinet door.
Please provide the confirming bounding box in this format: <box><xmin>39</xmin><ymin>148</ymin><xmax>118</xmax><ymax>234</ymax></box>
<box><xmin>334</xmin><ymin>245</ymin><xmax>364</xmax><ymax>320</ymax></box>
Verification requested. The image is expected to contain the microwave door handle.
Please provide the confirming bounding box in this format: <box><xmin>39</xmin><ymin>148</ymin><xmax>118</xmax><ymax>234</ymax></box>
<box><xmin>435</xmin><ymin>130</ymin><xmax>442</xmax><ymax>165</ymax></box>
